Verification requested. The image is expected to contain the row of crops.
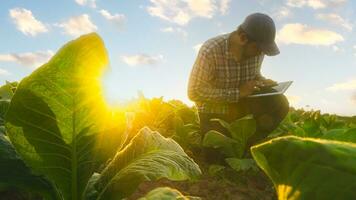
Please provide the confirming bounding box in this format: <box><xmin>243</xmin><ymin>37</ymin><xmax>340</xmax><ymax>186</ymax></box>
<box><xmin>0</xmin><ymin>33</ymin><xmax>355</xmax><ymax>200</ymax></box>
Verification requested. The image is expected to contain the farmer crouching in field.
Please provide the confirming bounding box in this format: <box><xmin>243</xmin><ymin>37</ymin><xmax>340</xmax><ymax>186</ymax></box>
<box><xmin>187</xmin><ymin>13</ymin><xmax>289</xmax><ymax>163</ymax></box>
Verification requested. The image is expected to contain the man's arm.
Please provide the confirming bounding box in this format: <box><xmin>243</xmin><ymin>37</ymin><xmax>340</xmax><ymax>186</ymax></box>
<box><xmin>187</xmin><ymin>49</ymin><xmax>240</xmax><ymax>103</ymax></box>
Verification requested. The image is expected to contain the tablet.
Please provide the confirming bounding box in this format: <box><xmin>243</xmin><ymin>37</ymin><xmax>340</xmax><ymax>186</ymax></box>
<box><xmin>248</xmin><ymin>81</ymin><xmax>293</xmax><ymax>98</ymax></box>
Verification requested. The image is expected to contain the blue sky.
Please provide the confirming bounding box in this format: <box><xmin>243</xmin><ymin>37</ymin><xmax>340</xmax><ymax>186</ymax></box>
<box><xmin>0</xmin><ymin>0</ymin><xmax>355</xmax><ymax>116</ymax></box>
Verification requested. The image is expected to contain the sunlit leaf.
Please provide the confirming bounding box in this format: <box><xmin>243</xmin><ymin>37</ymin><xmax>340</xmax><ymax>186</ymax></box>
<box><xmin>91</xmin><ymin>127</ymin><xmax>201</xmax><ymax>200</ymax></box>
<box><xmin>252</xmin><ymin>136</ymin><xmax>356</xmax><ymax>200</ymax></box>
<box><xmin>5</xmin><ymin>33</ymin><xmax>124</xmax><ymax>200</ymax></box>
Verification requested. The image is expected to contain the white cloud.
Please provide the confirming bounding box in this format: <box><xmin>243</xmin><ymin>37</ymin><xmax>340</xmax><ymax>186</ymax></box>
<box><xmin>287</xmin><ymin>0</ymin><xmax>347</xmax><ymax>9</ymax></box>
<box><xmin>147</xmin><ymin>0</ymin><xmax>230</xmax><ymax>26</ymax></box>
<box><xmin>219</xmin><ymin>0</ymin><xmax>231</xmax><ymax>15</ymax></box>
<box><xmin>308</xmin><ymin>0</ymin><xmax>326</xmax><ymax>8</ymax></box>
<box><xmin>0</xmin><ymin>50</ymin><xmax>54</xmax><ymax>68</ymax></box>
<box><xmin>160</xmin><ymin>26</ymin><xmax>188</xmax><ymax>37</ymax></box>
<box><xmin>187</xmin><ymin>0</ymin><xmax>217</xmax><ymax>17</ymax></box>
<box><xmin>147</xmin><ymin>1</ymin><xmax>190</xmax><ymax>25</ymax></box>
<box><xmin>9</xmin><ymin>8</ymin><xmax>48</xmax><ymax>36</ymax></box>
<box><xmin>274</xmin><ymin>7</ymin><xmax>292</xmax><ymax>20</ymax></box>
<box><xmin>287</xmin><ymin>0</ymin><xmax>326</xmax><ymax>9</ymax></box>
<box><xmin>56</xmin><ymin>14</ymin><xmax>97</xmax><ymax>37</ymax></box>
<box><xmin>193</xmin><ymin>43</ymin><xmax>203</xmax><ymax>53</ymax></box>
<box><xmin>121</xmin><ymin>54</ymin><xmax>164</xmax><ymax>66</ymax></box>
<box><xmin>327</xmin><ymin>79</ymin><xmax>356</xmax><ymax>91</ymax></box>
<box><xmin>277</xmin><ymin>23</ymin><xmax>344</xmax><ymax>46</ymax></box>
<box><xmin>75</xmin><ymin>0</ymin><xmax>96</xmax><ymax>8</ymax></box>
<box><xmin>316</xmin><ymin>13</ymin><xmax>352</xmax><ymax>31</ymax></box>
<box><xmin>99</xmin><ymin>10</ymin><xmax>126</xmax><ymax>30</ymax></box>
<box><xmin>0</xmin><ymin>68</ymin><xmax>11</xmax><ymax>76</ymax></box>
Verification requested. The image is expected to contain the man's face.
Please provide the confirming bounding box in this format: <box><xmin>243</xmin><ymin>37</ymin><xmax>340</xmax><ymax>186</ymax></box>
<box><xmin>235</xmin><ymin>31</ymin><xmax>263</xmax><ymax>59</ymax></box>
<box><xmin>242</xmin><ymin>41</ymin><xmax>262</xmax><ymax>59</ymax></box>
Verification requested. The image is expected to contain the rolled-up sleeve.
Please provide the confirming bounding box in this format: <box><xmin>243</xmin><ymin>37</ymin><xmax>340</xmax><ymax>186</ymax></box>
<box><xmin>188</xmin><ymin>47</ymin><xmax>239</xmax><ymax>103</ymax></box>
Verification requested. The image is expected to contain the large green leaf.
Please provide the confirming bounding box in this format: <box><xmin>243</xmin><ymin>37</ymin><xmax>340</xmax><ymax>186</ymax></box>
<box><xmin>5</xmin><ymin>33</ymin><xmax>124</xmax><ymax>200</ymax></box>
<box><xmin>202</xmin><ymin>130</ymin><xmax>239</xmax><ymax>157</ymax></box>
<box><xmin>229</xmin><ymin>115</ymin><xmax>256</xmax><ymax>156</ymax></box>
<box><xmin>210</xmin><ymin>115</ymin><xmax>256</xmax><ymax>157</ymax></box>
<box><xmin>0</xmin><ymin>134</ymin><xmax>60</xmax><ymax>199</ymax></box>
<box><xmin>138</xmin><ymin>187</ymin><xmax>201</xmax><ymax>200</ymax></box>
<box><xmin>251</xmin><ymin>136</ymin><xmax>356</xmax><ymax>200</ymax></box>
<box><xmin>229</xmin><ymin>115</ymin><xmax>256</xmax><ymax>142</ymax></box>
<box><xmin>322</xmin><ymin>128</ymin><xmax>356</xmax><ymax>143</ymax></box>
<box><xmin>91</xmin><ymin>127</ymin><xmax>201</xmax><ymax>200</ymax></box>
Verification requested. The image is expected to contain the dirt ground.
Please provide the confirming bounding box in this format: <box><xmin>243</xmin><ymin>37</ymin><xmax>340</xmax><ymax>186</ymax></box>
<box><xmin>128</xmin><ymin>151</ymin><xmax>276</xmax><ymax>200</ymax></box>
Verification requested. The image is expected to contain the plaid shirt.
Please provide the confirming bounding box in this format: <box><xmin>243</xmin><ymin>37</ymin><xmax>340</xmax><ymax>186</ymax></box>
<box><xmin>188</xmin><ymin>33</ymin><xmax>265</xmax><ymax>114</ymax></box>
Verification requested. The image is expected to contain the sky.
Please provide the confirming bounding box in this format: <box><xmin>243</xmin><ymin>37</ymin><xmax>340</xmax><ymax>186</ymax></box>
<box><xmin>0</xmin><ymin>0</ymin><xmax>356</xmax><ymax>116</ymax></box>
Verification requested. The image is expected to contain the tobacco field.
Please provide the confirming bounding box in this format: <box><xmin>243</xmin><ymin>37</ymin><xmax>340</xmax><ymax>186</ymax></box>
<box><xmin>1</xmin><ymin>33</ymin><xmax>356</xmax><ymax>200</ymax></box>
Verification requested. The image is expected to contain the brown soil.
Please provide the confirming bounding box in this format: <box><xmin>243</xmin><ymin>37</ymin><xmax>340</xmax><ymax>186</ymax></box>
<box><xmin>128</xmin><ymin>151</ymin><xmax>276</xmax><ymax>200</ymax></box>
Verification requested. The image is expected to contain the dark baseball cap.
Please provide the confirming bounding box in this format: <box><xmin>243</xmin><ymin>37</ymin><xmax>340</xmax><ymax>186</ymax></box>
<box><xmin>240</xmin><ymin>13</ymin><xmax>280</xmax><ymax>56</ymax></box>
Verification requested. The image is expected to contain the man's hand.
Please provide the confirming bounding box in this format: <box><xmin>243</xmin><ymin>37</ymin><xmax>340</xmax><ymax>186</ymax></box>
<box><xmin>258</xmin><ymin>79</ymin><xmax>278</xmax><ymax>87</ymax></box>
<box><xmin>239</xmin><ymin>80</ymin><xmax>259</xmax><ymax>97</ymax></box>
<box><xmin>239</xmin><ymin>79</ymin><xmax>278</xmax><ymax>98</ymax></box>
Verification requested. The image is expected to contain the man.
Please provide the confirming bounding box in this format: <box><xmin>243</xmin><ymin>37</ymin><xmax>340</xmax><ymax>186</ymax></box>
<box><xmin>188</xmin><ymin>13</ymin><xmax>289</xmax><ymax>161</ymax></box>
